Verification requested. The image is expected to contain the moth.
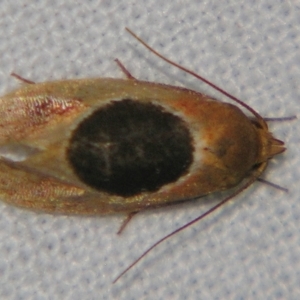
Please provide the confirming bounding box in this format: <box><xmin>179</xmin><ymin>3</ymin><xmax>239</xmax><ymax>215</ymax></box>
<box><xmin>0</xmin><ymin>29</ymin><xmax>292</xmax><ymax>281</ymax></box>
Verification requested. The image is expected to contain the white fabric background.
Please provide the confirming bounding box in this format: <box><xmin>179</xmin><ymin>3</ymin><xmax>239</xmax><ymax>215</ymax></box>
<box><xmin>0</xmin><ymin>1</ymin><xmax>299</xmax><ymax>299</ymax></box>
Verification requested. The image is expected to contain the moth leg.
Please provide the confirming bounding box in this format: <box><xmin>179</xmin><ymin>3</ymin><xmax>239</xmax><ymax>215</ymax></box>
<box><xmin>10</xmin><ymin>72</ymin><xmax>35</xmax><ymax>84</ymax></box>
<box><xmin>114</xmin><ymin>58</ymin><xmax>136</xmax><ymax>80</ymax></box>
<box><xmin>256</xmin><ymin>178</ymin><xmax>288</xmax><ymax>192</ymax></box>
<box><xmin>117</xmin><ymin>211</ymin><xmax>138</xmax><ymax>235</ymax></box>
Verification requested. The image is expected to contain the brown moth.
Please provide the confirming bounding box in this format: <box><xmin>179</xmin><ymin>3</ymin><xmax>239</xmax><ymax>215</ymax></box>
<box><xmin>0</xmin><ymin>29</ymin><xmax>291</xmax><ymax>281</ymax></box>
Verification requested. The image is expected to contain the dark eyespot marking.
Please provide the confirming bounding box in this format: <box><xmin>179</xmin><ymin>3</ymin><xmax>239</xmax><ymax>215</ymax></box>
<box><xmin>67</xmin><ymin>99</ymin><xmax>194</xmax><ymax>197</ymax></box>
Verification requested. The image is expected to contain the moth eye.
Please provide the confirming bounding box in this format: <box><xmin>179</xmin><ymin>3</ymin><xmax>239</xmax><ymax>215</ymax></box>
<box><xmin>67</xmin><ymin>99</ymin><xmax>194</xmax><ymax>197</ymax></box>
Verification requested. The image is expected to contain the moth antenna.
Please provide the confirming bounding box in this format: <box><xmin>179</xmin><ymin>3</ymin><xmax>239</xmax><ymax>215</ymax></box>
<box><xmin>125</xmin><ymin>27</ymin><xmax>266</xmax><ymax>128</ymax></box>
<box><xmin>113</xmin><ymin>162</ymin><xmax>268</xmax><ymax>283</ymax></box>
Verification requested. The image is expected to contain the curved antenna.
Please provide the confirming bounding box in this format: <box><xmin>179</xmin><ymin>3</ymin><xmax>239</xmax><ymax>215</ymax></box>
<box><xmin>113</xmin><ymin>162</ymin><xmax>267</xmax><ymax>283</ymax></box>
<box><xmin>125</xmin><ymin>28</ymin><xmax>267</xmax><ymax>128</ymax></box>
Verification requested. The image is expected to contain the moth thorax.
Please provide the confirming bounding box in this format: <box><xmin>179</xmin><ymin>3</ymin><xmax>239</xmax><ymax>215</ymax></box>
<box><xmin>67</xmin><ymin>99</ymin><xmax>194</xmax><ymax>197</ymax></box>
